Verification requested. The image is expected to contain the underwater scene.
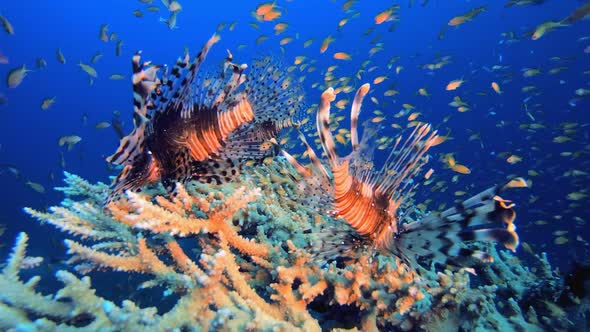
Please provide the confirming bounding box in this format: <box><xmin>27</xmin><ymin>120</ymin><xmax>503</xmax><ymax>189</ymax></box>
<box><xmin>0</xmin><ymin>0</ymin><xmax>589</xmax><ymax>331</ymax></box>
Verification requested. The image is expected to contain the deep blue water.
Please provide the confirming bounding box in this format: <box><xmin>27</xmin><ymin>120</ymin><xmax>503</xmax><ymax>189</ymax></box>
<box><xmin>0</xmin><ymin>0</ymin><xmax>589</xmax><ymax>278</ymax></box>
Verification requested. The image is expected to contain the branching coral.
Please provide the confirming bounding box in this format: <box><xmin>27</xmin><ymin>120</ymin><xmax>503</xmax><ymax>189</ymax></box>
<box><xmin>0</xmin><ymin>166</ymin><xmax>576</xmax><ymax>331</ymax></box>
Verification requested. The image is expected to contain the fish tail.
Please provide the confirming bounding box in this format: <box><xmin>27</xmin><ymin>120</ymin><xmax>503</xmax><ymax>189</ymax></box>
<box><xmin>381</xmin><ymin>178</ymin><xmax>527</xmax><ymax>268</ymax></box>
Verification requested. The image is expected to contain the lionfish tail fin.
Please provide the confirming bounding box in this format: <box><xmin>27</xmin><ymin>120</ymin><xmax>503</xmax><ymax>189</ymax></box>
<box><xmin>382</xmin><ymin>178</ymin><xmax>527</xmax><ymax>268</ymax></box>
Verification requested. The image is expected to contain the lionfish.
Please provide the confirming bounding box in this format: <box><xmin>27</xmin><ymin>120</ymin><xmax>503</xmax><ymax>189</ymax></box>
<box><xmin>106</xmin><ymin>34</ymin><xmax>304</xmax><ymax>201</ymax></box>
<box><xmin>283</xmin><ymin>84</ymin><xmax>528</xmax><ymax>268</ymax></box>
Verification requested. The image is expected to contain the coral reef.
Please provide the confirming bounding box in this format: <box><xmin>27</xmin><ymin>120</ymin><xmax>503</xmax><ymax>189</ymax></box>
<box><xmin>0</xmin><ymin>166</ymin><xmax>581</xmax><ymax>331</ymax></box>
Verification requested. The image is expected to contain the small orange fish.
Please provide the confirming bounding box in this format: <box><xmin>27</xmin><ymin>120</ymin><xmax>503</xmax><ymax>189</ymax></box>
<box><xmin>446</xmin><ymin>79</ymin><xmax>464</xmax><ymax>91</ymax></box>
<box><xmin>294</xmin><ymin>56</ymin><xmax>305</xmax><ymax>65</ymax></box>
<box><xmin>279</xmin><ymin>37</ymin><xmax>293</xmax><ymax>45</ymax></box>
<box><xmin>407</xmin><ymin>112</ymin><xmax>420</xmax><ymax>121</ymax></box>
<box><xmin>256</xmin><ymin>2</ymin><xmax>275</xmax><ymax>16</ymax></box>
<box><xmin>448</xmin><ymin>6</ymin><xmax>486</xmax><ymax>27</ymax></box>
<box><xmin>446</xmin><ymin>155</ymin><xmax>456</xmax><ymax>167</ymax></box>
<box><xmin>506</xmin><ymin>155</ymin><xmax>522</xmax><ymax>164</ymax></box>
<box><xmin>373</xmin><ymin>75</ymin><xmax>387</xmax><ymax>84</ymax></box>
<box><xmin>431</xmin><ymin>136</ymin><xmax>448</xmax><ymax>146</ymax></box>
<box><xmin>333</xmin><ymin>52</ymin><xmax>352</xmax><ymax>60</ymax></box>
<box><xmin>448</xmin><ymin>16</ymin><xmax>468</xmax><ymax>26</ymax></box>
<box><xmin>263</xmin><ymin>10</ymin><xmax>281</xmax><ymax>21</ymax></box>
<box><xmin>274</xmin><ymin>22</ymin><xmax>288</xmax><ymax>35</ymax></box>
<box><xmin>491</xmin><ymin>82</ymin><xmax>502</xmax><ymax>94</ymax></box>
<box><xmin>320</xmin><ymin>35</ymin><xmax>335</xmax><ymax>53</ymax></box>
<box><xmin>335</xmin><ymin>99</ymin><xmax>349</xmax><ymax>109</ymax></box>
<box><xmin>375</xmin><ymin>7</ymin><xmax>397</xmax><ymax>24</ymax></box>
<box><xmin>451</xmin><ymin>164</ymin><xmax>471</xmax><ymax>174</ymax></box>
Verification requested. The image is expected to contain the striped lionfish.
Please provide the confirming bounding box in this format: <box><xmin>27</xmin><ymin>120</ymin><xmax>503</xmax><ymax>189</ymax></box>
<box><xmin>283</xmin><ymin>84</ymin><xmax>527</xmax><ymax>268</ymax></box>
<box><xmin>106</xmin><ymin>34</ymin><xmax>304</xmax><ymax>201</ymax></box>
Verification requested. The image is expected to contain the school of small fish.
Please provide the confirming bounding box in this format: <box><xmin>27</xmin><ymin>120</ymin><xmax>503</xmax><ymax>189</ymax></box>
<box><xmin>0</xmin><ymin>1</ymin><xmax>588</xmax><ymax>263</ymax></box>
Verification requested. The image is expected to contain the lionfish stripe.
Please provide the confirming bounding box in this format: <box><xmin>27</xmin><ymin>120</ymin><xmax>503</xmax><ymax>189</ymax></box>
<box><xmin>296</xmin><ymin>130</ymin><xmax>330</xmax><ymax>180</ymax></box>
<box><xmin>281</xmin><ymin>149</ymin><xmax>309</xmax><ymax>176</ymax></box>
<box><xmin>106</xmin><ymin>122</ymin><xmax>147</xmax><ymax>165</ymax></box>
<box><xmin>180</xmin><ymin>98</ymin><xmax>254</xmax><ymax>162</ymax></box>
<box><xmin>106</xmin><ymin>153</ymin><xmax>159</xmax><ymax>203</ymax></box>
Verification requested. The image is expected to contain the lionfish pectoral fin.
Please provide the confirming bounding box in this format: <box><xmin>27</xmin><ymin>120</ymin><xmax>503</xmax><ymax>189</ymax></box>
<box><xmin>306</xmin><ymin>225</ymin><xmax>371</xmax><ymax>266</ymax></box>
<box><xmin>106</xmin><ymin>121</ymin><xmax>148</xmax><ymax>166</ymax></box>
<box><xmin>382</xmin><ymin>178</ymin><xmax>527</xmax><ymax>268</ymax></box>
<box><xmin>245</xmin><ymin>56</ymin><xmax>305</xmax><ymax>131</ymax></box>
<box><xmin>106</xmin><ymin>152</ymin><xmax>160</xmax><ymax>204</ymax></box>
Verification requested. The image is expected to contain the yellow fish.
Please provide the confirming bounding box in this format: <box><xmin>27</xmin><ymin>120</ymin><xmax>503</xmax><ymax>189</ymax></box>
<box><xmin>78</xmin><ymin>62</ymin><xmax>97</xmax><ymax>78</ymax></box>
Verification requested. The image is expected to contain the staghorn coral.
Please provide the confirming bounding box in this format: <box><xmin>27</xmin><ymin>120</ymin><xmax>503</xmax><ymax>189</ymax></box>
<box><xmin>0</xmin><ymin>166</ymin><xmax>578</xmax><ymax>331</ymax></box>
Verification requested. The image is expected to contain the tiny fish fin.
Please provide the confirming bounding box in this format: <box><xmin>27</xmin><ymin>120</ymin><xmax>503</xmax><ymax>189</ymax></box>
<box><xmin>382</xmin><ymin>178</ymin><xmax>527</xmax><ymax>268</ymax></box>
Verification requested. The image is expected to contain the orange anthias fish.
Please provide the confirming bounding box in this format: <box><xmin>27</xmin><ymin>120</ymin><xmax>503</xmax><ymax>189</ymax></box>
<box><xmin>507</xmin><ymin>155</ymin><xmax>523</xmax><ymax>164</ymax></box>
<box><xmin>262</xmin><ymin>10</ymin><xmax>281</xmax><ymax>21</ymax></box>
<box><xmin>491</xmin><ymin>81</ymin><xmax>502</xmax><ymax>94</ymax></box>
<box><xmin>333</xmin><ymin>52</ymin><xmax>352</xmax><ymax>60</ymax></box>
<box><xmin>256</xmin><ymin>2</ymin><xmax>275</xmax><ymax>16</ymax></box>
<box><xmin>255</xmin><ymin>2</ymin><xmax>281</xmax><ymax>21</ymax></box>
<box><xmin>282</xmin><ymin>83</ymin><xmax>527</xmax><ymax>269</ymax></box>
<box><xmin>448</xmin><ymin>6</ymin><xmax>487</xmax><ymax>26</ymax></box>
<box><xmin>320</xmin><ymin>35</ymin><xmax>335</xmax><ymax>53</ymax></box>
<box><xmin>446</xmin><ymin>79</ymin><xmax>464</xmax><ymax>91</ymax></box>
<box><xmin>375</xmin><ymin>6</ymin><xmax>400</xmax><ymax>24</ymax></box>
<box><xmin>106</xmin><ymin>34</ymin><xmax>305</xmax><ymax>202</ymax></box>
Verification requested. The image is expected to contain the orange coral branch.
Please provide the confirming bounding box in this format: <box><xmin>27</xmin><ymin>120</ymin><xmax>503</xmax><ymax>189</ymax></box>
<box><xmin>108</xmin><ymin>186</ymin><xmax>269</xmax><ymax>258</ymax></box>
